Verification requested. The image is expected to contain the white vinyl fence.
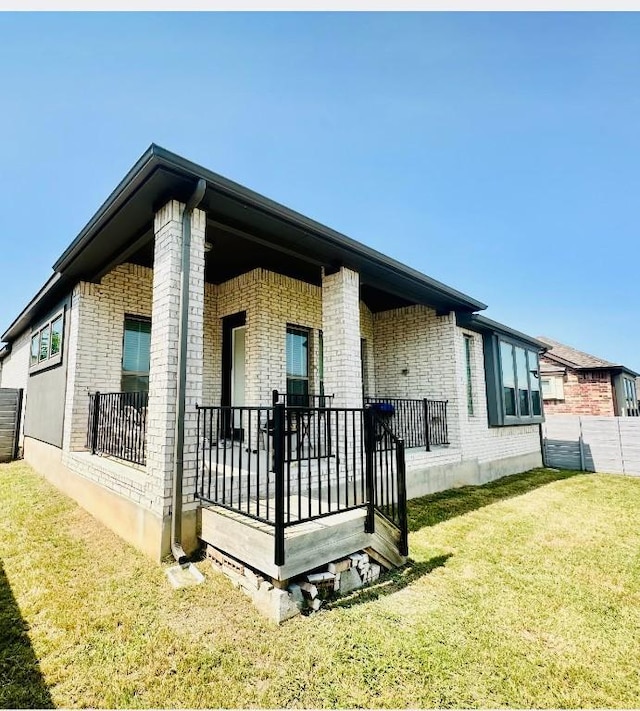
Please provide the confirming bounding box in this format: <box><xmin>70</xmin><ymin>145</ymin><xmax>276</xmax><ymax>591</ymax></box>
<box><xmin>542</xmin><ymin>415</ymin><xmax>640</xmax><ymax>476</ymax></box>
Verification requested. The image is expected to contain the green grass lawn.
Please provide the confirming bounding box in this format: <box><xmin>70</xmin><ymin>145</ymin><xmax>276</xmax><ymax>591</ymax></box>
<box><xmin>2</xmin><ymin>461</ymin><xmax>640</xmax><ymax>708</ymax></box>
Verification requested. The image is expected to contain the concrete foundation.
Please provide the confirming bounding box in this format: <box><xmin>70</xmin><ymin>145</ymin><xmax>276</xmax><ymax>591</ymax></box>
<box><xmin>405</xmin><ymin>450</ymin><xmax>543</xmax><ymax>500</ymax></box>
<box><xmin>22</xmin><ymin>437</ymin><xmax>199</xmax><ymax>562</ymax></box>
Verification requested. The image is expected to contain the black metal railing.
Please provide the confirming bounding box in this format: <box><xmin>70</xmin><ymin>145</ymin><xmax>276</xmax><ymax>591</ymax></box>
<box><xmin>365</xmin><ymin>407</ymin><xmax>409</xmax><ymax>556</ymax></box>
<box><xmin>272</xmin><ymin>389</ymin><xmax>335</xmax><ymax>409</ymax></box>
<box><xmin>86</xmin><ymin>391</ymin><xmax>148</xmax><ymax>466</ymax></box>
<box><xmin>196</xmin><ymin>403</ymin><xmax>409</xmax><ymax>565</ymax></box>
<box><xmin>425</xmin><ymin>398</ymin><xmax>449</xmax><ymax>447</ymax></box>
<box><xmin>364</xmin><ymin>397</ymin><xmax>449</xmax><ymax>450</ymax></box>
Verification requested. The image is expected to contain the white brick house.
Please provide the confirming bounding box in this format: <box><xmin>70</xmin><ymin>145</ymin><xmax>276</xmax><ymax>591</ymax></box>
<box><xmin>0</xmin><ymin>145</ymin><xmax>543</xmax><ymax>573</ymax></box>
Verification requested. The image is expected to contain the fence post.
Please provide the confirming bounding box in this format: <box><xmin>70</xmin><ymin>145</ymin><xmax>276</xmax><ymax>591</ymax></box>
<box><xmin>578</xmin><ymin>416</ymin><xmax>586</xmax><ymax>472</ymax></box>
<box><xmin>395</xmin><ymin>438</ymin><xmax>409</xmax><ymax>556</ymax></box>
<box><xmin>90</xmin><ymin>392</ymin><xmax>101</xmax><ymax>455</ymax></box>
<box><xmin>364</xmin><ymin>406</ymin><xmax>376</xmax><ymax>534</ymax></box>
<box><xmin>423</xmin><ymin>398</ymin><xmax>431</xmax><ymax>452</ymax></box>
<box><xmin>273</xmin><ymin>403</ymin><xmax>286</xmax><ymax>566</ymax></box>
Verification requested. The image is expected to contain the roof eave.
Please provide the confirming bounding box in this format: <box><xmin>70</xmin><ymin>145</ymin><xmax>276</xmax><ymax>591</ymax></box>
<box><xmin>457</xmin><ymin>313</ymin><xmax>547</xmax><ymax>351</ymax></box>
<box><xmin>55</xmin><ymin>144</ymin><xmax>487</xmax><ymax>314</ymax></box>
<box><xmin>1</xmin><ymin>272</ymin><xmax>67</xmax><ymax>343</ymax></box>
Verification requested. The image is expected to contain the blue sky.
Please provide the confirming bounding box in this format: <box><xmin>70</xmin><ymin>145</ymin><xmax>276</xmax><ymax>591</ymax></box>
<box><xmin>1</xmin><ymin>12</ymin><xmax>638</xmax><ymax>367</ymax></box>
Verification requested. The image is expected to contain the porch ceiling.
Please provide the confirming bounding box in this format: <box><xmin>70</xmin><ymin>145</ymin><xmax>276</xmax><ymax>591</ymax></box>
<box><xmin>126</xmin><ymin>221</ymin><xmax>414</xmax><ymax>312</ymax></box>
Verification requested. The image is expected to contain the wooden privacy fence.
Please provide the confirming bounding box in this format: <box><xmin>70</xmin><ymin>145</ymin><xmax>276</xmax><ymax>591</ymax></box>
<box><xmin>542</xmin><ymin>415</ymin><xmax>640</xmax><ymax>476</ymax></box>
<box><xmin>0</xmin><ymin>388</ymin><xmax>23</xmax><ymax>463</ymax></box>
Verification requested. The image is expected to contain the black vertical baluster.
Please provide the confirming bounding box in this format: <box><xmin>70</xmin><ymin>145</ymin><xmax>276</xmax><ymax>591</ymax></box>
<box><xmin>222</xmin><ymin>408</ymin><xmax>227</xmax><ymax>505</ymax></box>
<box><xmin>391</xmin><ymin>438</ymin><xmax>397</xmax><ymax>524</ymax></box>
<box><xmin>385</xmin><ymin>441</ymin><xmax>390</xmax><ymax>519</ymax></box>
<box><xmin>210</xmin><ymin>409</ymin><xmax>215</xmax><ymax>501</ymax></box>
<box><xmin>266</xmin><ymin>408</ymin><xmax>271</xmax><ymax>522</ymax></box>
<box><xmin>424</xmin><ymin>399</ymin><xmax>431</xmax><ymax>452</ymax></box>
<box><xmin>256</xmin><ymin>409</ymin><xmax>261</xmax><ymax>519</ymax></box>
<box><xmin>230</xmin><ymin>408</ymin><xmax>236</xmax><ymax>508</ymax></box>
<box><xmin>273</xmin><ymin>403</ymin><xmax>285</xmax><ymax>566</ymax></box>
<box><xmin>246</xmin><ymin>409</ymin><xmax>252</xmax><ymax>516</ymax></box>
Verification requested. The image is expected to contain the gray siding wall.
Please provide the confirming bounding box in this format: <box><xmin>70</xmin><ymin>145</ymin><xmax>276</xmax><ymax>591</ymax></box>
<box><xmin>24</xmin><ymin>295</ymin><xmax>72</xmax><ymax>448</ymax></box>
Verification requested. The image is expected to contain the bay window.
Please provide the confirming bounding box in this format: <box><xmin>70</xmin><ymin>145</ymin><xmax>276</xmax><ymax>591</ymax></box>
<box><xmin>484</xmin><ymin>333</ymin><xmax>543</xmax><ymax>426</ymax></box>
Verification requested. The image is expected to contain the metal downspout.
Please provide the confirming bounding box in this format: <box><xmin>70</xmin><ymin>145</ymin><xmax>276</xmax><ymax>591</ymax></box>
<box><xmin>171</xmin><ymin>178</ymin><xmax>206</xmax><ymax>564</ymax></box>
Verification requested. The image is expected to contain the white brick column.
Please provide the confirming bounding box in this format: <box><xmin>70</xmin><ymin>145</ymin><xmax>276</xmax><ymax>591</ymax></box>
<box><xmin>322</xmin><ymin>267</ymin><xmax>363</xmax><ymax>409</ymax></box>
<box><xmin>146</xmin><ymin>200</ymin><xmax>205</xmax><ymax>553</ymax></box>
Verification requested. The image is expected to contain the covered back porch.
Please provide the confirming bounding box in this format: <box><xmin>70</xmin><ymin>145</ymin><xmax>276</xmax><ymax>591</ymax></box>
<box><xmin>58</xmin><ymin>148</ymin><xmax>480</xmax><ymax>565</ymax></box>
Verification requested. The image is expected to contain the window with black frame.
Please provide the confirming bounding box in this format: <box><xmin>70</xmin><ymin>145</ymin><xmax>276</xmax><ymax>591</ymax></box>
<box><xmin>30</xmin><ymin>309</ymin><xmax>65</xmax><ymax>372</ymax></box>
<box><xmin>286</xmin><ymin>326</ymin><xmax>310</xmax><ymax>406</ymax></box>
<box><xmin>499</xmin><ymin>340</ymin><xmax>542</xmax><ymax>422</ymax></box>
<box><xmin>121</xmin><ymin>316</ymin><xmax>151</xmax><ymax>392</ymax></box>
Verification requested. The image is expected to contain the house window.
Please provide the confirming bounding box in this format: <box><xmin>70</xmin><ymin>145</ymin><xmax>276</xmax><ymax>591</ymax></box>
<box><xmin>622</xmin><ymin>376</ymin><xmax>638</xmax><ymax>416</ymax></box>
<box><xmin>286</xmin><ymin>326</ymin><xmax>309</xmax><ymax>401</ymax></box>
<box><xmin>499</xmin><ymin>340</ymin><xmax>542</xmax><ymax>421</ymax></box>
<box><xmin>318</xmin><ymin>330</ymin><xmax>325</xmax><ymax>396</ymax></box>
<box><xmin>541</xmin><ymin>375</ymin><xmax>565</xmax><ymax>401</ymax></box>
<box><xmin>121</xmin><ymin>316</ymin><xmax>151</xmax><ymax>392</ymax></box>
<box><xmin>464</xmin><ymin>335</ymin><xmax>474</xmax><ymax>416</ymax></box>
<box><xmin>484</xmin><ymin>333</ymin><xmax>543</xmax><ymax>426</ymax></box>
<box><xmin>361</xmin><ymin>337</ymin><xmax>369</xmax><ymax>400</ymax></box>
<box><xmin>30</xmin><ymin>309</ymin><xmax>64</xmax><ymax>373</ymax></box>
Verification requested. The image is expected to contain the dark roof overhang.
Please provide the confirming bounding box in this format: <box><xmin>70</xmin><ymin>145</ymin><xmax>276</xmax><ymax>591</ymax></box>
<box><xmin>3</xmin><ymin>143</ymin><xmax>487</xmax><ymax>345</ymax></box>
<box><xmin>456</xmin><ymin>313</ymin><xmax>547</xmax><ymax>351</ymax></box>
<box><xmin>1</xmin><ymin>272</ymin><xmax>72</xmax><ymax>343</ymax></box>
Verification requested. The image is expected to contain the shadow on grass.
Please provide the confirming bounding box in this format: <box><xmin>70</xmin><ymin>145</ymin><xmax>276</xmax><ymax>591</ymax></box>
<box><xmin>326</xmin><ymin>553</ymin><xmax>452</xmax><ymax>610</ymax></box>
<box><xmin>407</xmin><ymin>467</ymin><xmax>583</xmax><ymax>533</ymax></box>
<box><xmin>0</xmin><ymin>562</ymin><xmax>54</xmax><ymax>709</ymax></box>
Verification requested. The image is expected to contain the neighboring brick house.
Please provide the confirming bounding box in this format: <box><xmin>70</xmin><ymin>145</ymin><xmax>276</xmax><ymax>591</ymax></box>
<box><xmin>0</xmin><ymin>144</ymin><xmax>545</xmax><ymax>586</ymax></box>
<box><xmin>538</xmin><ymin>336</ymin><xmax>639</xmax><ymax>417</ymax></box>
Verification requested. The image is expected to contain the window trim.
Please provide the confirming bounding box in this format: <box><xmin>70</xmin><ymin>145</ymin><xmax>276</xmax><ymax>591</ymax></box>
<box><xmin>29</xmin><ymin>308</ymin><xmax>65</xmax><ymax>374</ymax></box>
<box><xmin>286</xmin><ymin>324</ymin><xmax>311</xmax><ymax>399</ymax></box>
<box><xmin>463</xmin><ymin>334</ymin><xmax>474</xmax><ymax>416</ymax></box>
<box><xmin>483</xmin><ymin>332</ymin><xmax>544</xmax><ymax>427</ymax></box>
<box><xmin>121</xmin><ymin>314</ymin><xmax>152</xmax><ymax>393</ymax></box>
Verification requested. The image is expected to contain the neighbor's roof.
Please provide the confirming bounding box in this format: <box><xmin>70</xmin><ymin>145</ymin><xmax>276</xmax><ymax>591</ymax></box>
<box><xmin>538</xmin><ymin>336</ymin><xmax>639</xmax><ymax>376</ymax></box>
<box><xmin>2</xmin><ymin>144</ymin><xmax>488</xmax><ymax>343</ymax></box>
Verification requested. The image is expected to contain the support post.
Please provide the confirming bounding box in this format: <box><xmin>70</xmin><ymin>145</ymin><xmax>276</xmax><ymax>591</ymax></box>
<box><xmin>423</xmin><ymin>398</ymin><xmax>431</xmax><ymax>452</ymax></box>
<box><xmin>91</xmin><ymin>391</ymin><xmax>101</xmax><ymax>455</ymax></box>
<box><xmin>578</xmin><ymin>416</ymin><xmax>586</xmax><ymax>472</ymax></box>
<box><xmin>395</xmin><ymin>439</ymin><xmax>408</xmax><ymax>556</ymax></box>
<box><xmin>364</xmin><ymin>406</ymin><xmax>376</xmax><ymax>534</ymax></box>
<box><xmin>273</xmin><ymin>403</ymin><xmax>286</xmax><ymax>566</ymax></box>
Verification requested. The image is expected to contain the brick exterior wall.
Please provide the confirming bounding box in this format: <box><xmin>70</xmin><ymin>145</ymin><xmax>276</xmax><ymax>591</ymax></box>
<box><xmin>203</xmin><ymin>268</ymin><xmax>324</xmax><ymax>407</ymax></box>
<box><xmin>147</xmin><ymin>201</ymin><xmax>205</xmax><ymax>517</ymax></box>
<box><xmin>373</xmin><ymin>305</ymin><xmax>461</xmax><ymax>447</ymax></box>
<box><xmin>540</xmin><ymin>357</ymin><xmax>616</xmax><ymax>417</ymax></box>
<box><xmin>370</xmin><ymin>306</ymin><xmax>539</xmax><ymax>461</ymax></box>
<box><xmin>360</xmin><ymin>301</ymin><xmax>375</xmax><ymax>398</ymax></box>
<box><xmin>322</xmin><ymin>267</ymin><xmax>363</xmax><ymax>409</ymax></box>
<box><xmin>59</xmin><ymin>264</ymin><xmax>153</xmax><ymax>505</ymax></box>
<box><xmin>63</xmin><ymin>264</ymin><xmax>153</xmax><ymax>453</ymax></box>
<box><xmin>454</xmin><ymin>326</ymin><xmax>540</xmax><ymax>463</ymax></box>
<box><xmin>51</xmin><ymin>254</ymin><xmax>539</xmax><ymax>519</ymax></box>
